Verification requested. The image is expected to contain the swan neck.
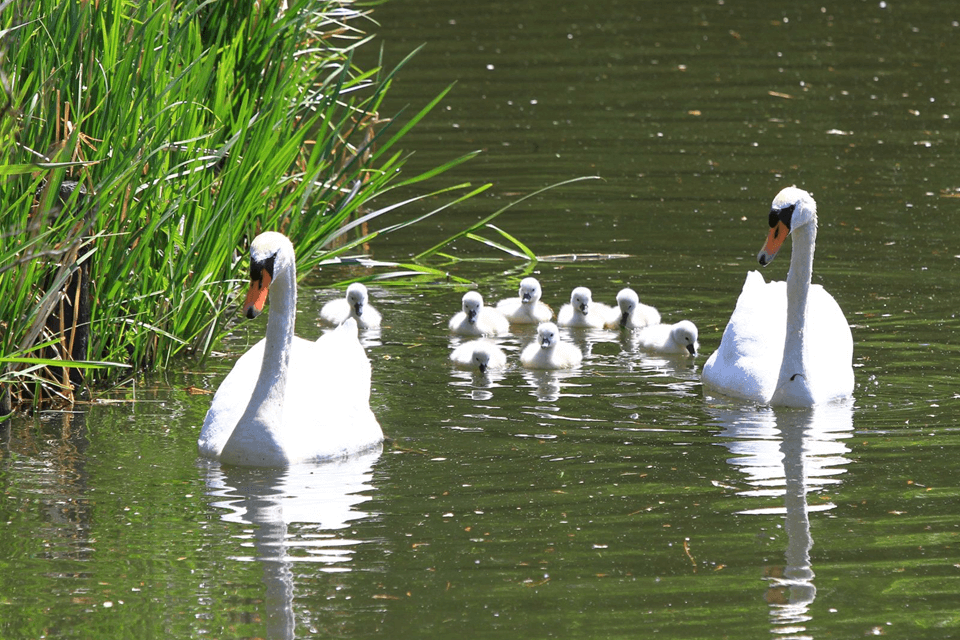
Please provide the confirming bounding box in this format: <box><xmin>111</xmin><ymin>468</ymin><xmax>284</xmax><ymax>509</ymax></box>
<box><xmin>247</xmin><ymin>258</ymin><xmax>297</xmax><ymax>427</ymax></box>
<box><xmin>267</xmin><ymin>268</ymin><xmax>296</xmax><ymax>363</ymax></box>
<box><xmin>779</xmin><ymin>223</ymin><xmax>815</xmax><ymax>384</ymax></box>
<box><xmin>220</xmin><ymin>240</ymin><xmax>299</xmax><ymax>464</ymax></box>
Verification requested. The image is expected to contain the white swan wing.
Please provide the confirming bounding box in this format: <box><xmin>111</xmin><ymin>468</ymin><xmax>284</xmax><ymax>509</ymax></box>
<box><xmin>226</xmin><ymin>338</ymin><xmax>380</xmax><ymax>466</ymax></box>
<box><xmin>803</xmin><ymin>283</ymin><xmax>855</xmax><ymax>402</ymax></box>
<box><xmin>310</xmin><ymin>320</ymin><xmax>372</xmax><ymax>401</ymax></box>
<box><xmin>198</xmin><ymin>339</ymin><xmax>266</xmax><ymax>459</ymax></box>
<box><xmin>702</xmin><ymin>271</ymin><xmax>787</xmax><ymax>402</ymax></box>
<box><xmin>283</xmin><ymin>320</ymin><xmax>381</xmax><ymax>458</ymax></box>
<box><xmin>202</xmin><ymin>323</ymin><xmax>381</xmax><ymax>464</ymax></box>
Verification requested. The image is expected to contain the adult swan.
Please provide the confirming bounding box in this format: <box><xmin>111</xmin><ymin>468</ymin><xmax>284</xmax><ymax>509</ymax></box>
<box><xmin>701</xmin><ymin>187</ymin><xmax>854</xmax><ymax>407</ymax></box>
<box><xmin>198</xmin><ymin>232</ymin><xmax>383</xmax><ymax>466</ymax></box>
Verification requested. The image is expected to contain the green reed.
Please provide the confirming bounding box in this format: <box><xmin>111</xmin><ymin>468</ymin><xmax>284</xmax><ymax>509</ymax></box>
<box><xmin>0</xmin><ymin>0</ymin><xmax>483</xmax><ymax>412</ymax></box>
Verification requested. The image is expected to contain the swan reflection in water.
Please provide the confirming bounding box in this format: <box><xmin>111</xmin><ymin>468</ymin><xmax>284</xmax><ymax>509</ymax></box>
<box><xmin>520</xmin><ymin>367</ymin><xmax>590</xmax><ymax>403</ymax></box>
<box><xmin>707</xmin><ymin>400</ymin><xmax>853</xmax><ymax>636</ymax></box>
<box><xmin>202</xmin><ymin>447</ymin><xmax>382</xmax><ymax>639</ymax></box>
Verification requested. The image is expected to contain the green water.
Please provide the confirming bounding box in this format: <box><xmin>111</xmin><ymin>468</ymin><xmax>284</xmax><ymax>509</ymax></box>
<box><xmin>3</xmin><ymin>0</ymin><xmax>960</xmax><ymax>638</ymax></box>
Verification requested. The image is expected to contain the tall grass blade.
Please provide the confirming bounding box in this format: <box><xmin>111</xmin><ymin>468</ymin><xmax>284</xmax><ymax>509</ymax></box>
<box><xmin>414</xmin><ymin>176</ymin><xmax>601</xmax><ymax>261</ymax></box>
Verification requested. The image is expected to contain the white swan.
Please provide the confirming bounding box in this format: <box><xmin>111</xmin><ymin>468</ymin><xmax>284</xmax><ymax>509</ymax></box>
<box><xmin>701</xmin><ymin>186</ymin><xmax>854</xmax><ymax>407</ymax></box>
<box><xmin>450</xmin><ymin>340</ymin><xmax>508</xmax><ymax>373</ymax></box>
<box><xmin>605</xmin><ymin>287</ymin><xmax>661</xmax><ymax>330</ymax></box>
<box><xmin>198</xmin><ymin>232</ymin><xmax>383</xmax><ymax>466</ymax></box>
<box><xmin>557</xmin><ymin>286</ymin><xmax>613</xmax><ymax>329</ymax></box>
<box><xmin>448</xmin><ymin>291</ymin><xmax>510</xmax><ymax>337</ymax></box>
<box><xmin>320</xmin><ymin>282</ymin><xmax>381</xmax><ymax>329</ymax></box>
<box><xmin>496</xmin><ymin>277</ymin><xmax>553</xmax><ymax>324</ymax></box>
<box><xmin>521</xmin><ymin>322</ymin><xmax>583</xmax><ymax>369</ymax></box>
<box><xmin>635</xmin><ymin>320</ymin><xmax>699</xmax><ymax>357</ymax></box>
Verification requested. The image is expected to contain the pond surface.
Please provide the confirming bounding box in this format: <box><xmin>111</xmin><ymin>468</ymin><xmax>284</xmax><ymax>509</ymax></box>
<box><xmin>3</xmin><ymin>0</ymin><xmax>960</xmax><ymax>638</ymax></box>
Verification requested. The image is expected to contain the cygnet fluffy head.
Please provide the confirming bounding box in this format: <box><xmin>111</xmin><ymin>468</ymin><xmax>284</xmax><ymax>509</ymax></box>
<box><xmin>519</xmin><ymin>277</ymin><xmax>542</xmax><ymax>304</ymax></box>
<box><xmin>570</xmin><ymin>287</ymin><xmax>593</xmax><ymax>315</ymax></box>
<box><xmin>461</xmin><ymin>291</ymin><xmax>484</xmax><ymax>323</ymax></box>
<box><xmin>473</xmin><ymin>349</ymin><xmax>494</xmax><ymax>373</ymax></box>
<box><xmin>451</xmin><ymin>340</ymin><xmax>506</xmax><ymax>373</ymax></box>
<box><xmin>346</xmin><ymin>282</ymin><xmax>369</xmax><ymax>317</ymax></box>
<box><xmin>616</xmin><ymin>288</ymin><xmax>638</xmax><ymax>324</ymax></box>
<box><xmin>537</xmin><ymin>322</ymin><xmax>560</xmax><ymax>348</ymax></box>
<box><xmin>673</xmin><ymin>320</ymin><xmax>700</xmax><ymax>356</ymax></box>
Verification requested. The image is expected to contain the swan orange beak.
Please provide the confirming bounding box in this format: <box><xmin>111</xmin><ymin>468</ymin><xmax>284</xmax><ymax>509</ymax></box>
<box><xmin>758</xmin><ymin>221</ymin><xmax>789</xmax><ymax>266</ymax></box>
<box><xmin>243</xmin><ymin>270</ymin><xmax>271</xmax><ymax>319</ymax></box>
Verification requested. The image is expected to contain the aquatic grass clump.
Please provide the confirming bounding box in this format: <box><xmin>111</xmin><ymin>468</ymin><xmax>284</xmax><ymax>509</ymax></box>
<box><xmin>0</xmin><ymin>0</ymin><xmax>482</xmax><ymax>414</ymax></box>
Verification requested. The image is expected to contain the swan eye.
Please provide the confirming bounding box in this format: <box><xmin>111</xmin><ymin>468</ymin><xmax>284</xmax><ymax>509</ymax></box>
<box><xmin>769</xmin><ymin>204</ymin><xmax>795</xmax><ymax>230</ymax></box>
<box><xmin>250</xmin><ymin>254</ymin><xmax>276</xmax><ymax>286</ymax></box>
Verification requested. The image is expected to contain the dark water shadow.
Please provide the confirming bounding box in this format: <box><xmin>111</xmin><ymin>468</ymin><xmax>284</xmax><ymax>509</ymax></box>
<box><xmin>201</xmin><ymin>448</ymin><xmax>382</xmax><ymax>639</ymax></box>
<box><xmin>707</xmin><ymin>401</ymin><xmax>854</xmax><ymax>636</ymax></box>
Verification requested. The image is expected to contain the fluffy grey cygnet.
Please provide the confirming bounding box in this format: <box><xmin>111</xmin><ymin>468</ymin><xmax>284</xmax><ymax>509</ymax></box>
<box><xmin>520</xmin><ymin>322</ymin><xmax>583</xmax><ymax>369</ymax></box>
